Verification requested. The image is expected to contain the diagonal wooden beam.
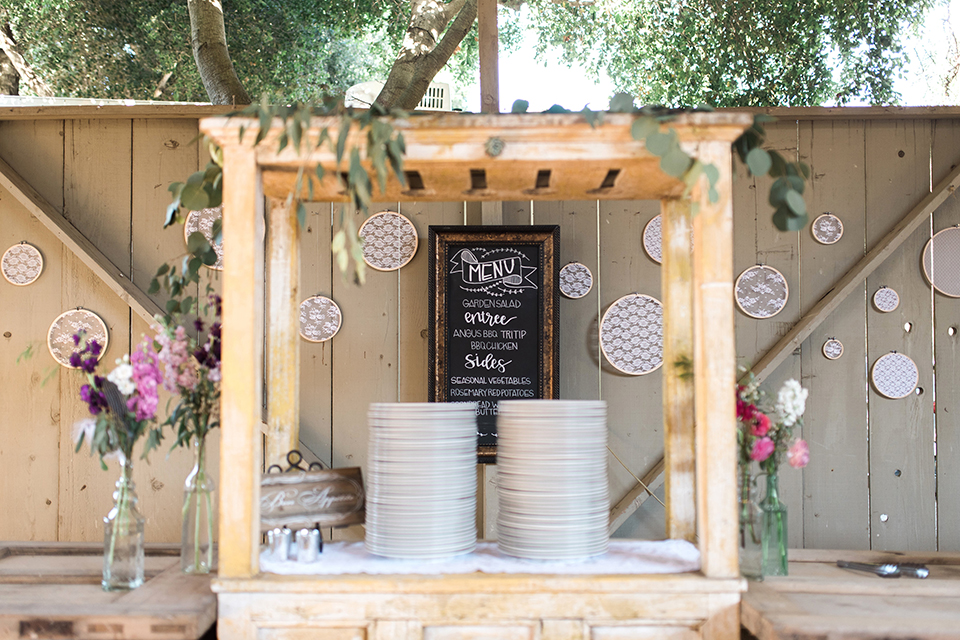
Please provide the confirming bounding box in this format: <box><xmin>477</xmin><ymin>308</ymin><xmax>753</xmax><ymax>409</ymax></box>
<box><xmin>612</xmin><ymin>158</ymin><xmax>960</xmax><ymax>533</ymax></box>
<box><xmin>748</xmin><ymin>159</ymin><xmax>960</xmax><ymax>385</ymax></box>
<box><xmin>609</xmin><ymin>458</ymin><xmax>665</xmax><ymax>535</ymax></box>
<box><xmin>0</xmin><ymin>154</ymin><xmax>164</xmax><ymax>326</ymax></box>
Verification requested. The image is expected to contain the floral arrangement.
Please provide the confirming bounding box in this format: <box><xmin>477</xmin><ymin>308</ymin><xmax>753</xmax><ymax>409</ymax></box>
<box><xmin>72</xmin><ymin>333</ymin><xmax>164</xmax><ymax>466</ymax></box>
<box><xmin>736</xmin><ymin>373</ymin><xmax>810</xmax><ymax>477</ymax></box>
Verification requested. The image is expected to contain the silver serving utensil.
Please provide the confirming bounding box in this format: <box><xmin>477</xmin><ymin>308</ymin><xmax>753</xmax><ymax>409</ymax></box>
<box><xmin>836</xmin><ymin>560</ymin><xmax>901</xmax><ymax>578</ymax></box>
<box><xmin>898</xmin><ymin>562</ymin><xmax>930</xmax><ymax>579</ymax></box>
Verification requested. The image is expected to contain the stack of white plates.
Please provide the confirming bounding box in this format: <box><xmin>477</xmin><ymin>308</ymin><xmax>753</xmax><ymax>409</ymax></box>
<box><xmin>365</xmin><ymin>402</ymin><xmax>478</xmax><ymax>559</ymax></box>
<box><xmin>496</xmin><ymin>400</ymin><xmax>609</xmax><ymax>560</ymax></box>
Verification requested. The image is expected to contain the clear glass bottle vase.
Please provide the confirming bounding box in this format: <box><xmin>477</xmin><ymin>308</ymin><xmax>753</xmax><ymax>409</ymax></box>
<box><xmin>102</xmin><ymin>453</ymin><xmax>145</xmax><ymax>591</ymax></box>
<box><xmin>181</xmin><ymin>435</ymin><xmax>216</xmax><ymax>573</ymax></box>
<box><xmin>760</xmin><ymin>471</ymin><xmax>789</xmax><ymax>576</ymax></box>
<box><xmin>738</xmin><ymin>468</ymin><xmax>763</xmax><ymax>580</ymax></box>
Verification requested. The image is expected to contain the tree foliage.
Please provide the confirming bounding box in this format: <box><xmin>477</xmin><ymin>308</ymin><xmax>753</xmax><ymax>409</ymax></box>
<box><xmin>0</xmin><ymin>0</ymin><xmax>404</xmax><ymax>101</ymax></box>
<box><xmin>521</xmin><ymin>0</ymin><xmax>935</xmax><ymax>106</ymax></box>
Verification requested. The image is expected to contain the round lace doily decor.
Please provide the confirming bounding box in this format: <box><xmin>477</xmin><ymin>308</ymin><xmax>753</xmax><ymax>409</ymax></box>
<box><xmin>735</xmin><ymin>265</ymin><xmax>789</xmax><ymax>319</ymax></box>
<box><xmin>299</xmin><ymin>296</ymin><xmax>342</xmax><ymax>342</ymax></box>
<box><xmin>873</xmin><ymin>287</ymin><xmax>900</xmax><ymax>313</ymax></box>
<box><xmin>358</xmin><ymin>211</ymin><xmax>418</xmax><ymax>271</ymax></box>
<box><xmin>822</xmin><ymin>338</ymin><xmax>844</xmax><ymax>360</ymax></box>
<box><xmin>643</xmin><ymin>214</ymin><xmax>663</xmax><ymax>264</ymax></box>
<box><xmin>2</xmin><ymin>242</ymin><xmax>44</xmax><ymax>286</ymax></box>
<box><xmin>559</xmin><ymin>262</ymin><xmax>593</xmax><ymax>299</ymax></box>
<box><xmin>599</xmin><ymin>293</ymin><xmax>663</xmax><ymax>375</ymax></box>
<box><xmin>922</xmin><ymin>226</ymin><xmax>960</xmax><ymax>298</ymax></box>
<box><xmin>184</xmin><ymin>207</ymin><xmax>224</xmax><ymax>271</ymax></box>
<box><xmin>47</xmin><ymin>308</ymin><xmax>109</xmax><ymax>368</ymax></box>
<box><xmin>871</xmin><ymin>352</ymin><xmax>919</xmax><ymax>399</ymax></box>
<box><xmin>812</xmin><ymin>213</ymin><xmax>844</xmax><ymax>245</ymax></box>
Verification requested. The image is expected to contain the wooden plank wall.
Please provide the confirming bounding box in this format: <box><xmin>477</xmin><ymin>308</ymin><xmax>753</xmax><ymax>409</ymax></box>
<box><xmin>2</xmin><ymin>113</ymin><xmax>959</xmax><ymax>551</ymax></box>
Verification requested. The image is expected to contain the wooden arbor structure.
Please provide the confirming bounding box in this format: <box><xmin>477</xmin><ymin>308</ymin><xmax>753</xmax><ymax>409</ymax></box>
<box><xmin>202</xmin><ymin>111</ymin><xmax>752</xmax><ymax>640</ymax></box>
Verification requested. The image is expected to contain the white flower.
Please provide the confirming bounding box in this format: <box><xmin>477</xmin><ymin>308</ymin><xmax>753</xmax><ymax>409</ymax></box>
<box><xmin>107</xmin><ymin>359</ymin><xmax>136</xmax><ymax>396</ymax></box>
<box><xmin>776</xmin><ymin>379</ymin><xmax>808</xmax><ymax>426</ymax></box>
<box><xmin>72</xmin><ymin>418</ymin><xmax>96</xmax><ymax>445</ymax></box>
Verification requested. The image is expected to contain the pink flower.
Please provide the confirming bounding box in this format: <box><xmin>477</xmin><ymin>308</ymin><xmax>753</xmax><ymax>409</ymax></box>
<box><xmin>750</xmin><ymin>437</ymin><xmax>775</xmax><ymax>462</ymax></box>
<box><xmin>752</xmin><ymin>413</ymin><xmax>771</xmax><ymax>437</ymax></box>
<box><xmin>788</xmin><ymin>439</ymin><xmax>810</xmax><ymax>468</ymax></box>
<box><xmin>128</xmin><ymin>338</ymin><xmax>162</xmax><ymax>421</ymax></box>
<box><xmin>737</xmin><ymin>400</ymin><xmax>756</xmax><ymax>422</ymax></box>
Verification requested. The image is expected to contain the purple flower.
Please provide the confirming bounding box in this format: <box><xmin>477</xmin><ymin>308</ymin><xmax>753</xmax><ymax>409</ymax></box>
<box><xmin>81</xmin><ymin>357</ymin><xmax>97</xmax><ymax>374</ymax></box>
<box><xmin>88</xmin><ymin>340</ymin><xmax>102</xmax><ymax>357</ymax></box>
<box><xmin>194</xmin><ymin>318</ymin><xmax>205</xmax><ymax>333</ymax></box>
<box><xmin>69</xmin><ymin>352</ymin><xmax>82</xmax><ymax>368</ymax></box>
<box><xmin>72</xmin><ymin>333</ymin><xmax>81</xmax><ymax>346</ymax></box>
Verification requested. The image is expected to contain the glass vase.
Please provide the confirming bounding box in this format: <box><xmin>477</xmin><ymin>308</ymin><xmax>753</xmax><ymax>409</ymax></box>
<box><xmin>181</xmin><ymin>435</ymin><xmax>216</xmax><ymax>573</ymax></box>
<box><xmin>760</xmin><ymin>470</ymin><xmax>789</xmax><ymax>576</ymax></box>
<box><xmin>738</xmin><ymin>469</ymin><xmax>763</xmax><ymax>580</ymax></box>
<box><xmin>102</xmin><ymin>453</ymin><xmax>145</xmax><ymax>591</ymax></box>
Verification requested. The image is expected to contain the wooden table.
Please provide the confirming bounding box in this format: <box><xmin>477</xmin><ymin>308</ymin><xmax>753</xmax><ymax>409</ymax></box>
<box><xmin>741</xmin><ymin>549</ymin><xmax>960</xmax><ymax>640</ymax></box>
<box><xmin>0</xmin><ymin>542</ymin><xmax>216</xmax><ymax>640</ymax></box>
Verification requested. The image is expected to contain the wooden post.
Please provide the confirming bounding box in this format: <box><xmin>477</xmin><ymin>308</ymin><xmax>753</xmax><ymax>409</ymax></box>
<box><xmin>265</xmin><ymin>197</ymin><xmax>301</xmax><ymax>467</ymax></box>
<box><xmin>661</xmin><ymin>197</ymin><xmax>697</xmax><ymax>542</ymax></box>
<box><xmin>478</xmin><ymin>0</ymin><xmax>499</xmax><ymax>113</ymax></box>
<box><xmin>692</xmin><ymin>142</ymin><xmax>738</xmax><ymax>578</ymax></box>
<box><xmin>218</xmin><ymin>143</ymin><xmax>264</xmax><ymax>578</ymax></box>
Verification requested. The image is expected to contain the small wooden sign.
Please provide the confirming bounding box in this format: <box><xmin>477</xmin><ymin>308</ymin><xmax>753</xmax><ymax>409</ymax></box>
<box><xmin>260</xmin><ymin>467</ymin><xmax>365</xmax><ymax>532</ymax></box>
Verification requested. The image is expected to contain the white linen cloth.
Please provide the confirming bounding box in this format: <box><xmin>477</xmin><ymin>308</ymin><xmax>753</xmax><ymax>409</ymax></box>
<box><xmin>260</xmin><ymin>539</ymin><xmax>700</xmax><ymax>575</ymax></box>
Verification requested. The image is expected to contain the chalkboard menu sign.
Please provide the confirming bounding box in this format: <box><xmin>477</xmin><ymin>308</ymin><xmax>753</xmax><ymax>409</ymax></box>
<box><xmin>429</xmin><ymin>226</ymin><xmax>559</xmax><ymax>461</ymax></box>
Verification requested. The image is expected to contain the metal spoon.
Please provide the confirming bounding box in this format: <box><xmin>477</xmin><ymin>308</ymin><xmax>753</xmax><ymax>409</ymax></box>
<box><xmin>836</xmin><ymin>560</ymin><xmax>901</xmax><ymax>578</ymax></box>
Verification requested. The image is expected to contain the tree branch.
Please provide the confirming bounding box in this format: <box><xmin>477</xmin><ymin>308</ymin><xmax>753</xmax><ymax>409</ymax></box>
<box><xmin>0</xmin><ymin>22</ymin><xmax>52</xmax><ymax>97</ymax></box>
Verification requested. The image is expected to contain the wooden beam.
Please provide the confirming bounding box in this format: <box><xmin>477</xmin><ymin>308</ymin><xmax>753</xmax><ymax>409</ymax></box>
<box><xmin>609</xmin><ymin>458</ymin><xmax>666</xmax><ymax>535</ymax></box>
<box><xmin>477</xmin><ymin>0</ymin><xmax>499</xmax><ymax>113</ymax></box>
<box><xmin>661</xmin><ymin>198</ymin><xmax>697</xmax><ymax>542</ymax></box>
<box><xmin>0</xmin><ymin>154</ymin><xmax>164</xmax><ymax>326</ymax></box>
<box><xmin>749</xmin><ymin>159</ymin><xmax>960</xmax><ymax>385</ymax></box>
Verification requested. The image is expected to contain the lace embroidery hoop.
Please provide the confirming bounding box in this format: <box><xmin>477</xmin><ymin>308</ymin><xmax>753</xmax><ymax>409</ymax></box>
<box><xmin>559</xmin><ymin>262</ymin><xmax>593</xmax><ymax>299</ymax></box>
<box><xmin>822</xmin><ymin>338</ymin><xmax>844</xmax><ymax>360</ymax></box>
<box><xmin>2</xmin><ymin>242</ymin><xmax>44</xmax><ymax>286</ymax></box>
<box><xmin>871</xmin><ymin>352</ymin><xmax>919</xmax><ymax>399</ymax></box>
<box><xmin>872</xmin><ymin>286</ymin><xmax>900</xmax><ymax>313</ymax></box>
<box><xmin>735</xmin><ymin>265</ymin><xmax>789</xmax><ymax>319</ymax></box>
<box><xmin>47</xmin><ymin>308</ymin><xmax>109</xmax><ymax>368</ymax></box>
<box><xmin>358</xmin><ymin>210</ymin><xmax>419</xmax><ymax>271</ymax></box>
<box><xmin>184</xmin><ymin>207</ymin><xmax>224</xmax><ymax>271</ymax></box>
<box><xmin>599</xmin><ymin>293</ymin><xmax>663</xmax><ymax>375</ymax></box>
<box><xmin>299</xmin><ymin>295</ymin><xmax>342</xmax><ymax>342</ymax></box>
<box><xmin>922</xmin><ymin>226</ymin><xmax>960</xmax><ymax>298</ymax></box>
<box><xmin>812</xmin><ymin>213</ymin><xmax>844</xmax><ymax>245</ymax></box>
<box><xmin>642</xmin><ymin>215</ymin><xmax>663</xmax><ymax>264</ymax></box>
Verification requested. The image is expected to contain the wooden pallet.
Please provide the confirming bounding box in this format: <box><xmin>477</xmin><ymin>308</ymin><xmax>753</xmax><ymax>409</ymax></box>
<box><xmin>0</xmin><ymin>542</ymin><xmax>216</xmax><ymax>640</ymax></box>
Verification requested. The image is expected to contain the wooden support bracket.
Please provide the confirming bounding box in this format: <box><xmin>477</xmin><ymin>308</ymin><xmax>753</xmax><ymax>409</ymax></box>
<box><xmin>0</xmin><ymin>154</ymin><xmax>164</xmax><ymax>326</ymax></box>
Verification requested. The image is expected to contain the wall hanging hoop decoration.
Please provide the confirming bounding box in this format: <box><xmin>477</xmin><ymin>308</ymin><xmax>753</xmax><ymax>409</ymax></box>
<box><xmin>184</xmin><ymin>207</ymin><xmax>224</xmax><ymax>271</ymax></box>
<box><xmin>922</xmin><ymin>226</ymin><xmax>960</xmax><ymax>298</ymax></box>
<box><xmin>642</xmin><ymin>214</ymin><xmax>663</xmax><ymax>264</ymax></box>
<box><xmin>599</xmin><ymin>293</ymin><xmax>663</xmax><ymax>375</ymax></box>
<box><xmin>871</xmin><ymin>352</ymin><xmax>919</xmax><ymax>399</ymax></box>
<box><xmin>812</xmin><ymin>213</ymin><xmax>844</xmax><ymax>245</ymax></box>
<box><xmin>822</xmin><ymin>338</ymin><xmax>844</xmax><ymax>360</ymax></box>
<box><xmin>559</xmin><ymin>262</ymin><xmax>593</xmax><ymax>299</ymax></box>
<box><xmin>47</xmin><ymin>308</ymin><xmax>109</xmax><ymax>368</ymax></box>
<box><xmin>299</xmin><ymin>295</ymin><xmax>342</xmax><ymax>342</ymax></box>
<box><xmin>872</xmin><ymin>286</ymin><xmax>900</xmax><ymax>313</ymax></box>
<box><xmin>735</xmin><ymin>265</ymin><xmax>789</xmax><ymax>319</ymax></box>
<box><xmin>2</xmin><ymin>242</ymin><xmax>44</xmax><ymax>286</ymax></box>
<box><xmin>358</xmin><ymin>210</ymin><xmax>418</xmax><ymax>271</ymax></box>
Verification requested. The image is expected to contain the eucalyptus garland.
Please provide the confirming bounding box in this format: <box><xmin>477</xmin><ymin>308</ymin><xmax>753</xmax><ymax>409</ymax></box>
<box><xmin>165</xmin><ymin>94</ymin><xmax>808</xmax><ymax>287</ymax></box>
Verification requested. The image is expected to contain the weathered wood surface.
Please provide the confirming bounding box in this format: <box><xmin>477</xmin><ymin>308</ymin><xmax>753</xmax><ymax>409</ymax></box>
<box><xmin>741</xmin><ymin>549</ymin><xmax>960</xmax><ymax>640</ymax></box>
<box><xmin>0</xmin><ymin>542</ymin><xmax>216</xmax><ymax>640</ymax></box>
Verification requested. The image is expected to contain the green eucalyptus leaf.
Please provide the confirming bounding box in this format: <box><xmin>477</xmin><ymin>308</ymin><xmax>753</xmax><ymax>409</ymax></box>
<box><xmin>703</xmin><ymin>163</ymin><xmax>720</xmax><ymax>187</ymax></box>
<box><xmin>156</xmin><ymin>263</ymin><xmax>170</xmax><ymax>276</ymax></box>
<box><xmin>661</xmin><ymin>147</ymin><xmax>692</xmax><ymax>178</ymax></box>
<box><xmin>166</xmin><ymin>299</ymin><xmax>181</xmax><ymax>314</ymax></box>
<box><xmin>297</xmin><ymin>201</ymin><xmax>307</xmax><ymax>228</ymax></box>
<box><xmin>581</xmin><ymin>107</ymin><xmax>602</xmax><ymax>128</ymax></box>
<box><xmin>186</xmin><ymin>231</ymin><xmax>210</xmax><ymax>255</ymax></box>
<box><xmin>631</xmin><ymin>116</ymin><xmax>658</xmax><ymax>141</ymax></box>
<box><xmin>609</xmin><ymin>92</ymin><xmax>635</xmax><ymax>112</ymax></box>
<box><xmin>180</xmin><ymin>181</ymin><xmax>209</xmax><ymax>211</ymax></box>
<box><xmin>746</xmin><ymin>147</ymin><xmax>772</xmax><ymax>176</ymax></box>
<box><xmin>787</xmin><ymin>174</ymin><xmax>805</xmax><ymax>192</ymax></box>
<box><xmin>772</xmin><ymin>207</ymin><xmax>791</xmax><ymax>231</ymax></box>
<box><xmin>785</xmin><ymin>189</ymin><xmax>807</xmax><ymax>216</ymax></box>
<box><xmin>256</xmin><ymin>108</ymin><xmax>272</xmax><ymax>146</ymax></box>
<box><xmin>708</xmin><ymin>186</ymin><xmax>719</xmax><ymax>203</ymax></box>
<box><xmin>511</xmin><ymin>99</ymin><xmax>529</xmax><ymax>113</ymax></box>
<box><xmin>201</xmin><ymin>246</ymin><xmax>218</xmax><ymax>266</ymax></box>
<box><xmin>315</xmin><ymin>164</ymin><xmax>326</xmax><ymax>183</ymax></box>
<box><xmin>544</xmin><ymin>104</ymin><xmax>569</xmax><ymax>114</ymax></box>
<box><xmin>181</xmin><ymin>296</ymin><xmax>194</xmax><ymax>314</ymax></box>
<box><xmin>188</xmin><ymin>257</ymin><xmax>203</xmax><ymax>280</ymax></box>
<box><xmin>148</xmin><ymin>278</ymin><xmax>160</xmax><ymax>295</ymax></box>
<box><xmin>645</xmin><ymin>130</ymin><xmax>675</xmax><ymax>156</ymax></box>
<box><xmin>277</xmin><ymin>131</ymin><xmax>289</xmax><ymax>153</ymax></box>
<box><xmin>202</xmin><ymin>182</ymin><xmax>222</xmax><ymax>208</ymax></box>
<box><xmin>799</xmin><ymin>162</ymin><xmax>811</xmax><ymax>179</ymax></box>
<box><xmin>769</xmin><ymin>177</ymin><xmax>789</xmax><ymax>206</ymax></box>
<box><xmin>768</xmin><ymin>151</ymin><xmax>788</xmax><ymax>177</ymax></box>
<box><xmin>336</xmin><ymin>120</ymin><xmax>350</xmax><ymax>164</ymax></box>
